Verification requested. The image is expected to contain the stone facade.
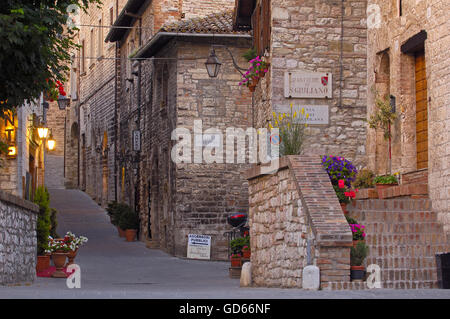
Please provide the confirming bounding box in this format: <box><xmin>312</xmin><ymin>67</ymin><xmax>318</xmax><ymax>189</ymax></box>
<box><xmin>365</xmin><ymin>0</ymin><xmax>450</xmax><ymax>233</ymax></box>
<box><xmin>248</xmin><ymin>0</ymin><xmax>368</xmax><ymax>167</ymax></box>
<box><xmin>245</xmin><ymin>156</ymin><xmax>352</xmax><ymax>288</ymax></box>
<box><xmin>0</xmin><ymin>190</ymin><xmax>38</xmax><ymax>285</ymax></box>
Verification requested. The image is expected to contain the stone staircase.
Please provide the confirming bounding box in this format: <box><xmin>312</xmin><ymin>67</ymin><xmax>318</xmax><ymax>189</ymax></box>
<box><xmin>347</xmin><ymin>198</ymin><xmax>450</xmax><ymax>289</ymax></box>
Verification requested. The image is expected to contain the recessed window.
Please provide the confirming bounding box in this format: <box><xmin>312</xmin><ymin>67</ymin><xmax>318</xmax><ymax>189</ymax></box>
<box><xmin>97</xmin><ymin>18</ymin><xmax>103</xmax><ymax>57</ymax></box>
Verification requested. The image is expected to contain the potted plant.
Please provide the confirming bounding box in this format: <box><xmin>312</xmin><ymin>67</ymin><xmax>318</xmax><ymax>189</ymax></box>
<box><xmin>64</xmin><ymin>231</ymin><xmax>88</xmax><ymax>265</ymax></box>
<box><xmin>230</xmin><ymin>253</ymin><xmax>242</xmax><ymax>267</ymax></box>
<box><xmin>118</xmin><ymin>207</ymin><xmax>140</xmax><ymax>242</ymax></box>
<box><xmin>322</xmin><ymin>155</ymin><xmax>358</xmax><ymax>213</ymax></box>
<box><xmin>34</xmin><ymin>186</ymin><xmax>51</xmax><ymax>272</ymax></box>
<box><xmin>107</xmin><ymin>201</ymin><xmax>128</xmax><ymax>237</ymax></box>
<box><xmin>349</xmin><ymin>223</ymin><xmax>366</xmax><ymax>247</ymax></box>
<box><xmin>350</xmin><ymin>241</ymin><xmax>369</xmax><ymax>281</ymax></box>
<box><xmin>239</xmin><ymin>55</ymin><xmax>269</xmax><ymax>92</ymax></box>
<box><xmin>47</xmin><ymin>237</ymin><xmax>71</xmax><ymax>278</ymax></box>
<box><xmin>242</xmin><ymin>245</ymin><xmax>251</xmax><ymax>259</ymax></box>
<box><xmin>374</xmin><ymin>174</ymin><xmax>399</xmax><ymax>197</ymax></box>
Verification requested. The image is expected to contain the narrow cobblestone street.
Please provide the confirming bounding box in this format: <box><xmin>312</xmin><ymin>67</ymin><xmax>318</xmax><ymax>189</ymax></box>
<box><xmin>0</xmin><ymin>188</ymin><xmax>448</xmax><ymax>298</ymax></box>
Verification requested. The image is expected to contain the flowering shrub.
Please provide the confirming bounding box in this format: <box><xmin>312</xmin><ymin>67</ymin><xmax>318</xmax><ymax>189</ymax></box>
<box><xmin>322</xmin><ymin>155</ymin><xmax>358</xmax><ymax>203</ymax></box>
<box><xmin>238</xmin><ymin>56</ymin><xmax>268</xmax><ymax>87</ymax></box>
<box><xmin>45</xmin><ymin>79</ymin><xmax>66</xmax><ymax>102</ymax></box>
<box><xmin>349</xmin><ymin>223</ymin><xmax>366</xmax><ymax>241</ymax></box>
<box><xmin>46</xmin><ymin>232</ymin><xmax>88</xmax><ymax>253</ymax></box>
<box><xmin>231</xmin><ymin>253</ymin><xmax>241</xmax><ymax>258</ymax></box>
<box><xmin>270</xmin><ymin>106</ymin><xmax>309</xmax><ymax>156</ymax></box>
<box><xmin>322</xmin><ymin>155</ymin><xmax>357</xmax><ymax>187</ymax></box>
<box><xmin>242</xmin><ymin>245</ymin><xmax>249</xmax><ymax>252</ymax></box>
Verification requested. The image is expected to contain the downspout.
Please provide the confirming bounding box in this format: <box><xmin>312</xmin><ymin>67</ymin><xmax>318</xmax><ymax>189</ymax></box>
<box><xmin>135</xmin><ymin>16</ymin><xmax>142</xmax><ymax>237</ymax></box>
<box><xmin>114</xmin><ymin>0</ymin><xmax>119</xmax><ymax>202</ymax></box>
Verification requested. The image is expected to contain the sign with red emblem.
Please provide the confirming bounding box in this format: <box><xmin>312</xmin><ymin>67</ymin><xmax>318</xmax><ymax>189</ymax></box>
<box><xmin>284</xmin><ymin>71</ymin><xmax>332</xmax><ymax>98</ymax></box>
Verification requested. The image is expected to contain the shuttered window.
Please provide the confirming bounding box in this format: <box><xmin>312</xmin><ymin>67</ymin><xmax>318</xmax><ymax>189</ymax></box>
<box><xmin>252</xmin><ymin>0</ymin><xmax>271</xmax><ymax>56</ymax></box>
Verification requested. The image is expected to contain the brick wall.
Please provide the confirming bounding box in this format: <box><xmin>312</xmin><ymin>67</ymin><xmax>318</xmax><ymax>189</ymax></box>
<box><xmin>252</xmin><ymin>0</ymin><xmax>368</xmax><ymax>167</ymax></box>
<box><xmin>245</xmin><ymin>156</ymin><xmax>352</xmax><ymax>288</ymax></box>
<box><xmin>348</xmin><ymin>198</ymin><xmax>450</xmax><ymax>288</ymax></box>
<box><xmin>365</xmin><ymin>0</ymin><xmax>450</xmax><ymax>233</ymax></box>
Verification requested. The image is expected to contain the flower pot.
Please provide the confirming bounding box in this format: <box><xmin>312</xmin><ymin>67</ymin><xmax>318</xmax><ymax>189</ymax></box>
<box><xmin>375</xmin><ymin>183</ymin><xmax>398</xmax><ymax>198</ymax></box>
<box><xmin>248</xmin><ymin>84</ymin><xmax>256</xmax><ymax>92</ymax></box>
<box><xmin>340</xmin><ymin>203</ymin><xmax>348</xmax><ymax>214</ymax></box>
<box><xmin>36</xmin><ymin>255</ymin><xmax>50</xmax><ymax>272</ymax></box>
<box><xmin>231</xmin><ymin>257</ymin><xmax>241</xmax><ymax>268</ymax></box>
<box><xmin>67</xmin><ymin>248</ymin><xmax>78</xmax><ymax>266</ymax></box>
<box><xmin>117</xmin><ymin>226</ymin><xmax>126</xmax><ymax>238</ymax></box>
<box><xmin>51</xmin><ymin>252</ymin><xmax>68</xmax><ymax>278</ymax></box>
<box><xmin>125</xmin><ymin>229</ymin><xmax>137</xmax><ymax>242</ymax></box>
<box><xmin>353</xmin><ymin>239</ymin><xmax>365</xmax><ymax>248</ymax></box>
<box><xmin>350</xmin><ymin>265</ymin><xmax>366</xmax><ymax>281</ymax></box>
<box><xmin>243</xmin><ymin>250</ymin><xmax>251</xmax><ymax>259</ymax></box>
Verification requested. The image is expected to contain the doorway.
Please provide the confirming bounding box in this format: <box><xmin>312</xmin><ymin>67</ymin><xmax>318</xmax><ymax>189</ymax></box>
<box><xmin>415</xmin><ymin>50</ymin><xmax>428</xmax><ymax>170</ymax></box>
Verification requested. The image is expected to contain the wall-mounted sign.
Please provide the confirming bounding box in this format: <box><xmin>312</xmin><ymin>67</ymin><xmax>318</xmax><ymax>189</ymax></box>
<box><xmin>284</xmin><ymin>71</ymin><xmax>332</xmax><ymax>99</ymax></box>
<box><xmin>132</xmin><ymin>130</ymin><xmax>141</xmax><ymax>151</ymax></box>
<box><xmin>275</xmin><ymin>104</ymin><xmax>329</xmax><ymax>125</ymax></box>
<box><xmin>187</xmin><ymin>234</ymin><xmax>211</xmax><ymax>260</ymax></box>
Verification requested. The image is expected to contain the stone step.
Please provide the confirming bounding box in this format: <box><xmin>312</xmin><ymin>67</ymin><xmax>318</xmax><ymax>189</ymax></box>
<box><xmin>324</xmin><ymin>280</ymin><xmax>438</xmax><ymax>290</ymax></box>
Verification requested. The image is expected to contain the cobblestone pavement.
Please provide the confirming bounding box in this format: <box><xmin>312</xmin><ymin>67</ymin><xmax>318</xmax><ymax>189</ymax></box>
<box><xmin>1</xmin><ymin>189</ymin><xmax>450</xmax><ymax>299</ymax></box>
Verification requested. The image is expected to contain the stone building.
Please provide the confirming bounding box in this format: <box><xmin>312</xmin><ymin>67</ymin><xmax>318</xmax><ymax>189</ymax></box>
<box><xmin>104</xmin><ymin>0</ymin><xmax>253</xmax><ymax>259</ymax></box>
<box><xmin>234</xmin><ymin>0</ymin><xmax>368</xmax><ymax>166</ymax></box>
<box><xmin>365</xmin><ymin>0</ymin><xmax>450</xmax><ymax>233</ymax></box>
<box><xmin>0</xmin><ymin>100</ymin><xmax>47</xmax><ymax>199</ymax></box>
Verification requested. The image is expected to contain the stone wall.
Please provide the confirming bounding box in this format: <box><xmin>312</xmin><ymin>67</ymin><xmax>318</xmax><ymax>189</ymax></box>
<box><xmin>253</xmin><ymin>0</ymin><xmax>368</xmax><ymax>167</ymax></box>
<box><xmin>365</xmin><ymin>0</ymin><xmax>450</xmax><ymax>233</ymax></box>
<box><xmin>245</xmin><ymin>156</ymin><xmax>352</xmax><ymax>288</ymax></box>
<box><xmin>0</xmin><ymin>190</ymin><xmax>38</xmax><ymax>285</ymax></box>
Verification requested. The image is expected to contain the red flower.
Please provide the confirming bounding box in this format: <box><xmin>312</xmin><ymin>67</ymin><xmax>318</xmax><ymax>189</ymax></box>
<box><xmin>338</xmin><ymin>179</ymin><xmax>345</xmax><ymax>189</ymax></box>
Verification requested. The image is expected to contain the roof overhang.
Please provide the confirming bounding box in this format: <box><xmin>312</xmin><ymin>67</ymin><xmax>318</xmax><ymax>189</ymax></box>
<box><xmin>133</xmin><ymin>32</ymin><xmax>252</xmax><ymax>59</ymax></box>
<box><xmin>105</xmin><ymin>0</ymin><xmax>148</xmax><ymax>43</ymax></box>
<box><xmin>233</xmin><ymin>0</ymin><xmax>256</xmax><ymax>31</ymax></box>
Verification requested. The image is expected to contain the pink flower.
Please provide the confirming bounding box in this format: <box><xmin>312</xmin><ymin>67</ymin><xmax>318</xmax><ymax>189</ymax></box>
<box><xmin>264</xmin><ymin>69</ymin><xmax>268</xmax><ymax>73</ymax></box>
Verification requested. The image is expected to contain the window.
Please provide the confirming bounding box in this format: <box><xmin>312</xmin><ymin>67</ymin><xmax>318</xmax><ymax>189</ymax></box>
<box><xmin>97</xmin><ymin>18</ymin><xmax>103</xmax><ymax>57</ymax></box>
<box><xmin>162</xmin><ymin>64</ymin><xmax>169</xmax><ymax>109</ymax></box>
<box><xmin>90</xmin><ymin>28</ymin><xmax>94</xmax><ymax>65</ymax></box>
<box><xmin>110</xmin><ymin>7</ymin><xmax>114</xmax><ymax>25</ymax></box>
<box><xmin>80</xmin><ymin>40</ymin><xmax>85</xmax><ymax>74</ymax></box>
<box><xmin>252</xmin><ymin>0</ymin><xmax>271</xmax><ymax>56</ymax></box>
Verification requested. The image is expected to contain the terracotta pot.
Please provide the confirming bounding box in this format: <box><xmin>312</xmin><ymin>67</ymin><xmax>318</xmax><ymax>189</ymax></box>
<box><xmin>125</xmin><ymin>229</ymin><xmax>137</xmax><ymax>242</ymax></box>
<box><xmin>340</xmin><ymin>203</ymin><xmax>348</xmax><ymax>214</ymax></box>
<box><xmin>36</xmin><ymin>255</ymin><xmax>50</xmax><ymax>272</ymax></box>
<box><xmin>350</xmin><ymin>265</ymin><xmax>365</xmax><ymax>281</ymax></box>
<box><xmin>243</xmin><ymin>250</ymin><xmax>251</xmax><ymax>259</ymax></box>
<box><xmin>117</xmin><ymin>226</ymin><xmax>126</xmax><ymax>238</ymax></box>
<box><xmin>51</xmin><ymin>252</ymin><xmax>68</xmax><ymax>278</ymax></box>
<box><xmin>248</xmin><ymin>84</ymin><xmax>256</xmax><ymax>92</ymax></box>
<box><xmin>231</xmin><ymin>257</ymin><xmax>241</xmax><ymax>268</ymax></box>
<box><xmin>67</xmin><ymin>248</ymin><xmax>78</xmax><ymax>265</ymax></box>
<box><xmin>375</xmin><ymin>183</ymin><xmax>398</xmax><ymax>198</ymax></box>
<box><xmin>352</xmin><ymin>239</ymin><xmax>365</xmax><ymax>248</ymax></box>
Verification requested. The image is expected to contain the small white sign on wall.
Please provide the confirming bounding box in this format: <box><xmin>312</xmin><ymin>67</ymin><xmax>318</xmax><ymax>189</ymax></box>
<box><xmin>284</xmin><ymin>71</ymin><xmax>332</xmax><ymax>99</ymax></box>
<box><xmin>187</xmin><ymin>234</ymin><xmax>211</xmax><ymax>260</ymax></box>
<box><xmin>275</xmin><ymin>104</ymin><xmax>329</xmax><ymax>125</ymax></box>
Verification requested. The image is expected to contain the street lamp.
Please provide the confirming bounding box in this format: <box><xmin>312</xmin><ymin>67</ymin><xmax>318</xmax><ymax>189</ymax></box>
<box><xmin>205</xmin><ymin>49</ymin><xmax>222</xmax><ymax>78</ymax></box>
<box><xmin>205</xmin><ymin>45</ymin><xmax>247</xmax><ymax>78</ymax></box>
<box><xmin>57</xmin><ymin>94</ymin><xmax>70</xmax><ymax>110</ymax></box>
<box><xmin>37</xmin><ymin>124</ymin><xmax>49</xmax><ymax>139</ymax></box>
<box><xmin>47</xmin><ymin>131</ymin><xmax>56</xmax><ymax>151</ymax></box>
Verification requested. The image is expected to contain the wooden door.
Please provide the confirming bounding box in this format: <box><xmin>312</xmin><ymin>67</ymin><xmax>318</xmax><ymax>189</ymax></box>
<box><xmin>415</xmin><ymin>51</ymin><xmax>428</xmax><ymax>169</ymax></box>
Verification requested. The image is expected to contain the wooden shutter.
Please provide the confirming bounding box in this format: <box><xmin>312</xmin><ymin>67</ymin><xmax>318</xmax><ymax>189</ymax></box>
<box><xmin>252</xmin><ymin>0</ymin><xmax>271</xmax><ymax>56</ymax></box>
<box><xmin>262</xmin><ymin>0</ymin><xmax>271</xmax><ymax>53</ymax></box>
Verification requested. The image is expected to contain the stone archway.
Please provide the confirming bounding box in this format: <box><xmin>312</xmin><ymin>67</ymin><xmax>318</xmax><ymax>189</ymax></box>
<box><xmin>65</xmin><ymin>122</ymin><xmax>79</xmax><ymax>188</ymax></box>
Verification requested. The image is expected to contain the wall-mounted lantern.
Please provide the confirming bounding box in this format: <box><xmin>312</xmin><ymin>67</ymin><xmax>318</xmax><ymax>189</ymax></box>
<box><xmin>47</xmin><ymin>130</ymin><xmax>56</xmax><ymax>151</ymax></box>
<box><xmin>57</xmin><ymin>94</ymin><xmax>70</xmax><ymax>110</ymax></box>
<box><xmin>205</xmin><ymin>49</ymin><xmax>222</xmax><ymax>78</ymax></box>
<box><xmin>37</xmin><ymin>124</ymin><xmax>49</xmax><ymax>139</ymax></box>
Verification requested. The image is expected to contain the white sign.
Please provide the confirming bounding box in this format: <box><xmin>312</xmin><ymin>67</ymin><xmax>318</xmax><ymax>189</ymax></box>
<box><xmin>194</xmin><ymin>134</ymin><xmax>222</xmax><ymax>148</ymax></box>
<box><xmin>284</xmin><ymin>71</ymin><xmax>332</xmax><ymax>98</ymax></box>
<box><xmin>187</xmin><ymin>234</ymin><xmax>211</xmax><ymax>260</ymax></box>
<box><xmin>133</xmin><ymin>130</ymin><xmax>141</xmax><ymax>151</ymax></box>
<box><xmin>276</xmin><ymin>104</ymin><xmax>329</xmax><ymax>125</ymax></box>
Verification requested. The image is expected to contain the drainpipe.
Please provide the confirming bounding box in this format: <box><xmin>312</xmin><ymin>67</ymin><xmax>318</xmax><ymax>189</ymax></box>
<box><xmin>113</xmin><ymin>0</ymin><xmax>119</xmax><ymax>202</ymax></box>
<box><xmin>135</xmin><ymin>17</ymin><xmax>142</xmax><ymax>238</ymax></box>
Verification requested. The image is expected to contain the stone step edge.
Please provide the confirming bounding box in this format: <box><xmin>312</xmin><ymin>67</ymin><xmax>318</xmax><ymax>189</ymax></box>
<box><xmin>322</xmin><ymin>280</ymin><xmax>438</xmax><ymax>290</ymax></box>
